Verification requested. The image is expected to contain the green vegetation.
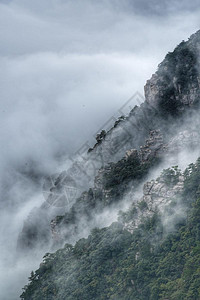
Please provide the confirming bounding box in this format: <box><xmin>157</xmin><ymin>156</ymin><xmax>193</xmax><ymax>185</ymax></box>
<box><xmin>21</xmin><ymin>158</ymin><xmax>200</xmax><ymax>300</ymax></box>
<box><xmin>159</xmin><ymin>166</ymin><xmax>181</xmax><ymax>187</ymax></box>
<box><xmin>102</xmin><ymin>155</ymin><xmax>156</xmax><ymax>190</ymax></box>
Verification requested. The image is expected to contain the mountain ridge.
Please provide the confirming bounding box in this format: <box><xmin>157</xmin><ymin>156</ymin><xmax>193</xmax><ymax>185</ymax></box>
<box><xmin>19</xmin><ymin>29</ymin><xmax>200</xmax><ymax>299</ymax></box>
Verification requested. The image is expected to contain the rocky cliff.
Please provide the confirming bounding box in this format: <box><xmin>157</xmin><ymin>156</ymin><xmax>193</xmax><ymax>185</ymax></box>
<box><xmin>145</xmin><ymin>31</ymin><xmax>200</xmax><ymax>112</ymax></box>
<box><xmin>20</xmin><ymin>29</ymin><xmax>200</xmax><ymax>300</ymax></box>
<box><xmin>121</xmin><ymin>167</ymin><xmax>184</xmax><ymax>233</ymax></box>
<box><xmin>18</xmin><ymin>30</ymin><xmax>200</xmax><ymax>254</ymax></box>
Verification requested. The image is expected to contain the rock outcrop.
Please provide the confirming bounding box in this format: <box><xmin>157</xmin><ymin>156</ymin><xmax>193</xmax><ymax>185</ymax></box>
<box><xmin>145</xmin><ymin>31</ymin><xmax>200</xmax><ymax>111</ymax></box>
<box><xmin>123</xmin><ymin>170</ymin><xmax>184</xmax><ymax>233</ymax></box>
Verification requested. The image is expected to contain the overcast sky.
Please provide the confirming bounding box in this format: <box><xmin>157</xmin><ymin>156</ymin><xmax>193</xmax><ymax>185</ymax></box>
<box><xmin>1</xmin><ymin>1</ymin><xmax>200</xmax><ymax>299</ymax></box>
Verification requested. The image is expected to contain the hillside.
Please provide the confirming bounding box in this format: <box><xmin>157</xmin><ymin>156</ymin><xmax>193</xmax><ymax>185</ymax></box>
<box><xmin>20</xmin><ymin>30</ymin><xmax>200</xmax><ymax>299</ymax></box>
<box><xmin>18</xmin><ymin>29</ymin><xmax>200</xmax><ymax>253</ymax></box>
<box><xmin>21</xmin><ymin>159</ymin><xmax>200</xmax><ymax>300</ymax></box>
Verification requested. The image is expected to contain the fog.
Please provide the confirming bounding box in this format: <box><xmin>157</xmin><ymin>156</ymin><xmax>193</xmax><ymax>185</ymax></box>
<box><xmin>1</xmin><ymin>0</ymin><xmax>200</xmax><ymax>299</ymax></box>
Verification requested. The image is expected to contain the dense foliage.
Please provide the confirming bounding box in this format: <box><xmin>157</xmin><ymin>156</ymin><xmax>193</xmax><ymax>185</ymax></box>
<box><xmin>21</xmin><ymin>158</ymin><xmax>200</xmax><ymax>300</ymax></box>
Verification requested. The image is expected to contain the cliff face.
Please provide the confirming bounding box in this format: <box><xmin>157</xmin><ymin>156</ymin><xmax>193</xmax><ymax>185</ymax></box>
<box><xmin>145</xmin><ymin>32</ymin><xmax>200</xmax><ymax>113</ymax></box>
<box><xmin>49</xmin><ymin>29</ymin><xmax>200</xmax><ymax>194</ymax></box>
<box><xmin>122</xmin><ymin>169</ymin><xmax>184</xmax><ymax>233</ymax></box>
<box><xmin>18</xmin><ymin>30</ymin><xmax>200</xmax><ymax>254</ymax></box>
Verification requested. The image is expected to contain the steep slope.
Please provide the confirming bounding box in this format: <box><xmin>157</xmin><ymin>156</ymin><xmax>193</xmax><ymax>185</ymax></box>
<box><xmin>18</xmin><ymin>29</ymin><xmax>200</xmax><ymax>253</ymax></box>
<box><xmin>20</xmin><ymin>29</ymin><xmax>200</xmax><ymax>299</ymax></box>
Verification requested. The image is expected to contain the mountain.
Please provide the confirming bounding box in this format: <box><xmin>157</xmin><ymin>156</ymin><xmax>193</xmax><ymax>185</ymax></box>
<box><xmin>20</xmin><ymin>30</ymin><xmax>200</xmax><ymax>299</ymax></box>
